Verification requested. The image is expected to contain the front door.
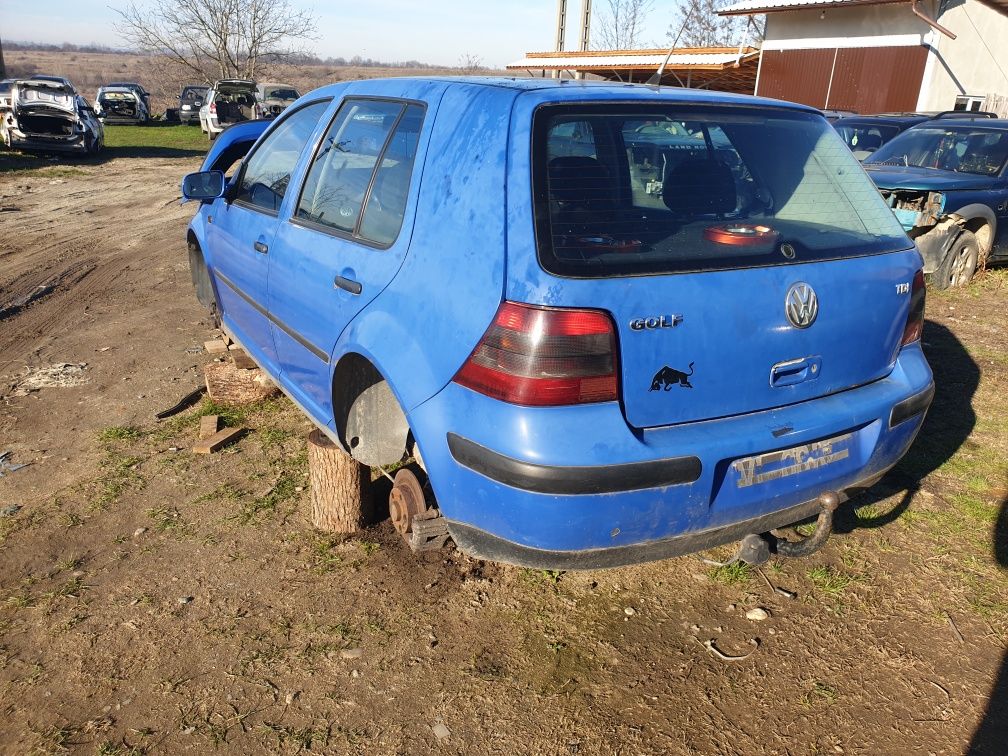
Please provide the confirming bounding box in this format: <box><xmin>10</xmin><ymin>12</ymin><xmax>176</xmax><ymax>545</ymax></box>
<box><xmin>208</xmin><ymin>99</ymin><xmax>331</xmax><ymax>371</ymax></box>
<box><xmin>268</xmin><ymin>98</ymin><xmax>427</xmax><ymax>420</ymax></box>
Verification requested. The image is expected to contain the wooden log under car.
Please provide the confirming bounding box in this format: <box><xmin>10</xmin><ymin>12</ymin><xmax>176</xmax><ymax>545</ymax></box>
<box><xmin>306</xmin><ymin>429</ymin><xmax>373</xmax><ymax>533</ymax></box>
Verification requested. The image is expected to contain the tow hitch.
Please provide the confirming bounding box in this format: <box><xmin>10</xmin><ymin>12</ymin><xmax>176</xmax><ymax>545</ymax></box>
<box><xmin>729</xmin><ymin>491</ymin><xmax>841</xmax><ymax>565</ymax></box>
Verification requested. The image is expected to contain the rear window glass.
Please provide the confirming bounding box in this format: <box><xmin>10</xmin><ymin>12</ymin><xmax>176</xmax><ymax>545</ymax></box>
<box><xmin>533</xmin><ymin>105</ymin><xmax>909</xmax><ymax>277</ymax></box>
<box><xmin>866</xmin><ymin>126</ymin><xmax>1008</xmax><ymax>176</ymax></box>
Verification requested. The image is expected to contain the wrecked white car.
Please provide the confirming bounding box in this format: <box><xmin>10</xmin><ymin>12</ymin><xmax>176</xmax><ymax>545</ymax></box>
<box><xmin>199</xmin><ymin>79</ymin><xmax>258</xmax><ymax>141</ymax></box>
<box><xmin>1</xmin><ymin>78</ymin><xmax>104</xmax><ymax>155</ymax></box>
<box><xmin>95</xmin><ymin>85</ymin><xmax>150</xmax><ymax>125</ymax></box>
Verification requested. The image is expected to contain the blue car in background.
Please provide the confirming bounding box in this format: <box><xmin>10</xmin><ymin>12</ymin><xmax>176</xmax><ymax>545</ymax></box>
<box><xmin>864</xmin><ymin>118</ymin><xmax>1008</xmax><ymax>289</ymax></box>
<box><xmin>182</xmin><ymin>78</ymin><xmax>934</xmax><ymax>569</ymax></box>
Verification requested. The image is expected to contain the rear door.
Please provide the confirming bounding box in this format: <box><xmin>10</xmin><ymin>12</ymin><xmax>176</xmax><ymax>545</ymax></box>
<box><xmin>268</xmin><ymin>98</ymin><xmax>428</xmax><ymax>419</ymax></box>
<box><xmin>207</xmin><ymin>99</ymin><xmax>331</xmax><ymax>371</ymax></box>
<box><xmin>527</xmin><ymin>104</ymin><xmax>918</xmax><ymax>429</ymax></box>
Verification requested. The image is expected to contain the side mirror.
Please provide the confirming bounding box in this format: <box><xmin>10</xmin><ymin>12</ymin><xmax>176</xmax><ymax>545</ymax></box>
<box><xmin>182</xmin><ymin>170</ymin><xmax>226</xmax><ymax>202</ymax></box>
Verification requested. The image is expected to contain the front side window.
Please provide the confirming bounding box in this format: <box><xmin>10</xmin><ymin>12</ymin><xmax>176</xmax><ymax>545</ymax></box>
<box><xmin>534</xmin><ymin>105</ymin><xmax>910</xmax><ymax>277</ymax></box>
<box><xmin>867</xmin><ymin>126</ymin><xmax>1008</xmax><ymax>176</ymax></box>
<box><xmin>296</xmin><ymin>99</ymin><xmax>425</xmax><ymax>246</ymax></box>
<box><xmin>233</xmin><ymin>99</ymin><xmax>330</xmax><ymax>213</ymax></box>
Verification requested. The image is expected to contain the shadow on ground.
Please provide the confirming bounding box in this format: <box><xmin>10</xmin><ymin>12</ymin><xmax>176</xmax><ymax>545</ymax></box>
<box><xmin>832</xmin><ymin>319</ymin><xmax>978</xmax><ymax>533</ymax></box>
<box><xmin>967</xmin><ymin>492</ymin><xmax>1008</xmax><ymax>754</ymax></box>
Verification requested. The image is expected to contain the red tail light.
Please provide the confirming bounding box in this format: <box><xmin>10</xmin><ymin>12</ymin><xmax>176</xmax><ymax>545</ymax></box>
<box><xmin>453</xmin><ymin>301</ymin><xmax>619</xmax><ymax>406</ymax></box>
<box><xmin>209</xmin><ymin>101</ymin><xmax>216</xmax><ymax>114</ymax></box>
<box><xmin>900</xmin><ymin>269</ymin><xmax>926</xmax><ymax>346</ymax></box>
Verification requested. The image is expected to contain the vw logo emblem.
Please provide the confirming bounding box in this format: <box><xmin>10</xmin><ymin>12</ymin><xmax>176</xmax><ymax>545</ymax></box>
<box><xmin>785</xmin><ymin>282</ymin><xmax>818</xmax><ymax>329</ymax></box>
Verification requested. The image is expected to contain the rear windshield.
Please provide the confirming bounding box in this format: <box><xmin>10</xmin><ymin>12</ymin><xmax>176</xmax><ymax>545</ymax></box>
<box><xmin>866</xmin><ymin>126</ymin><xmax>1008</xmax><ymax>176</ymax></box>
<box><xmin>181</xmin><ymin>87</ymin><xmax>208</xmax><ymax>99</ymax></box>
<box><xmin>533</xmin><ymin>104</ymin><xmax>909</xmax><ymax>277</ymax></box>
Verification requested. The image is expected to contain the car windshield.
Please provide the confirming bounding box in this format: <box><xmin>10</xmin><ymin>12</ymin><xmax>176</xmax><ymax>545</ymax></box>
<box><xmin>833</xmin><ymin>122</ymin><xmax>900</xmax><ymax>153</ymax></box>
<box><xmin>266</xmin><ymin>88</ymin><xmax>299</xmax><ymax>100</ymax></box>
<box><xmin>866</xmin><ymin>126</ymin><xmax>1008</xmax><ymax>176</ymax></box>
<box><xmin>534</xmin><ymin>105</ymin><xmax>909</xmax><ymax>277</ymax></box>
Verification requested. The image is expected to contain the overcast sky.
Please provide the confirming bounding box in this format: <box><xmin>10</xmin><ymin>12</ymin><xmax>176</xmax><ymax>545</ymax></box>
<box><xmin>0</xmin><ymin>0</ymin><xmax>677</xmax><ymax>68</ymax></box>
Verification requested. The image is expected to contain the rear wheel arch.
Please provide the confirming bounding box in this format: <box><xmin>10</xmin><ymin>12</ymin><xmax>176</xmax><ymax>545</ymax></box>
<box><xmin>331</xmin><ymin>353</ymin><xmax>411</xmax><ymax>468</ymax></box>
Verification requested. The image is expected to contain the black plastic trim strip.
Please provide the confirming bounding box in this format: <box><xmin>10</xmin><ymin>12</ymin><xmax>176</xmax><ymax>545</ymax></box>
<box><xmin>446</xmin><ymin>497</ymin><xmax>827</xmax><ymax>570</ymax></box>
<box><xmin>214</xmin><ymin>270</ymin><xmax>329</xmax><ymax>364</ymax></box>
<box><xmin>447</xmin><ymin>432</ymin><xmax>701</xmax><ymax>495</ymax></box>
<box><xmin>889</xmin><ymin>382</ymin><xmax>935</xmax><ymax>428</ymax></box>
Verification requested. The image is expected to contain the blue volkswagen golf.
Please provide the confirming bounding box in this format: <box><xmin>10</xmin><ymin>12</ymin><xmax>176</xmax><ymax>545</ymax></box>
<box><xmin>182</xmin><ymin>77</ymin><xmax>934</xmax><ymax>569</ymax></box>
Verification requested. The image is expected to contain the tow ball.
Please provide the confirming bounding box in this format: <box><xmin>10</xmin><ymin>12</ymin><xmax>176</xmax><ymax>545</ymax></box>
<box><xmin>734</xmin><ymin>491</ymin><xmax>842</xmax><ymax>565</ymax></box>
<box><xmin>388</xmin><ymin>468</ymin><xmax>451</xmax><ymax>553</ymax></box>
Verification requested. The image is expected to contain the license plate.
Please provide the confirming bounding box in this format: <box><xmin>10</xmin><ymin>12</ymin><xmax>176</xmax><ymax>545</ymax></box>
<box><xmin>731</xmin><ymin>433</ymin><xmax>854</xmax><ymax>489</ymax></box>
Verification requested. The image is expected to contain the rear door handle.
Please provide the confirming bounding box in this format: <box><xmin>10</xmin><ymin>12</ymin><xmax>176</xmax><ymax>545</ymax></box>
<box><xmin>253</xmin><ymin>241</ymin><xmax>269</xmax><ymax>254</ymax></box>
<box><xmin>334</xmin><ymin>275</ymin><xmax>362</xmax><ymax>295</ymax></box>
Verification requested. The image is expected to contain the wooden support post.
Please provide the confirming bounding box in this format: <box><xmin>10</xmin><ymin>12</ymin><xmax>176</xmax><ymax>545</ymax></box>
<box><xmin>306</xmin><ymin>429</ymin><xmax>373</xmax><ymax>533</ymax></box>
<box><xmin>203</xmin><ymin>361</ymin><xmax>278</xmax><ymax>406</ymax></box>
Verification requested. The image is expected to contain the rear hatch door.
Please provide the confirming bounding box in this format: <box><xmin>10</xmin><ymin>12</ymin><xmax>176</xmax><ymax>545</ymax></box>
<box><xmin>14</xmin><ymin>80</ymin><xmax>75</xmax><ymax>113</ymax></box>
<box><xmin>609</xmin><ymin>255</ymin><xmax>917</xmax><ymax>428</ymax></box>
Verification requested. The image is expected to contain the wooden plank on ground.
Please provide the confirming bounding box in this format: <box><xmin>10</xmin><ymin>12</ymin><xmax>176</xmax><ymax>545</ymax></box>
<box><xmin>204</xmin><ymin>339</ymin><xmax>229</xmax><ymax>355</ymax></box>
<box><xmin>199</xmin><ymin>415</ymin><xmax>221</xmax><ymax>440</ymax></box>
<box><xmin>192</xmin><ymin>427</ymin><xmax>244</xmax><ymax>454</ymax></box>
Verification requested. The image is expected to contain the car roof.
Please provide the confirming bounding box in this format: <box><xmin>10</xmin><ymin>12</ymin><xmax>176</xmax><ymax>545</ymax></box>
<box><xmin>307</xmin><ymin>76</ymin><xmax>823</xmax><ymax>114</ymax></box>
<box><xmin>907</xmin><ymin>118</ymin><xmax>1008</xmax><ymax>129</ymax></box>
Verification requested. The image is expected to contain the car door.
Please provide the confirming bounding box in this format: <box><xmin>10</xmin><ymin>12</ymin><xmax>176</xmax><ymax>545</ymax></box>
<box><xmin>268</xmin><ymin>98</ymin><xmax>428</xmax><ymax>420</ymax></box>
<box><xmin>207</xmin><ymin>99</ymin><xmax>331</xmax><ymax>371</ymax></box>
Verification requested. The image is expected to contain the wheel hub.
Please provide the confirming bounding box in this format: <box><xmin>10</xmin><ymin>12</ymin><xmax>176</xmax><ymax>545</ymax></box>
<box><xmin>389</xmin><ymin>468</ymin><xmax>426</xmax><ymax>542</ymax></box>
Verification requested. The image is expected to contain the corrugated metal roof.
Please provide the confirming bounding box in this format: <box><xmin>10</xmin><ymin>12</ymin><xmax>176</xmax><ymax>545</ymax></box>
<box><xmin>721</xmin><ymin>0</ymin><xmax>1007</xmax><ymax>15</ymax></box>
<box><xmin>507</xmin><ymin>47</ymin><xmax>760</xmax><ymax>71</ymax></box>
<box><xmin>720</xmin><ymin>0</ymin><xmax>909</xmax><ymax>15</ymax></box>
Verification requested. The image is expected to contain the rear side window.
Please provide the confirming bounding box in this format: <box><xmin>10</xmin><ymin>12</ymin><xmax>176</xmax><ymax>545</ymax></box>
<box><xmin>233</xmin><ymin>100</ymin><xmax>330</xmax><ymax>214</ymax></box>
<box><xmin>533</xmin><ymin>105</ymin><xmax>909</xmax><ymax>277</ymax></box>
<box><xmin>296</xmin><ymin>99</ymin><xmax>425</xmax><ymax>247</ymax></box>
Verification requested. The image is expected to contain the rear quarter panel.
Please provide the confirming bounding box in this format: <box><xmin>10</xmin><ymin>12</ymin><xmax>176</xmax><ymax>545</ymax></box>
<box><xmin>336</xmin><ymin>82</ymin><xmax>514</xmax><ymax>412</ymax></box>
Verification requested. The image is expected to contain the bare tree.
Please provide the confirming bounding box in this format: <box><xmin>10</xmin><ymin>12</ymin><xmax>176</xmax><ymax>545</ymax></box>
<box><xmin>667</xmin><ymin>0</ymin><xmax>763</xmax><ymax>48</ymax></box>
<box><xmin>458</xmin><ymin>53</ymin><xmax>484</xmax><ymax>74</ymax></box>
<box><xmin>594</xmin><ymin>0</ymin><xmax>655</xmax><ymax>50</ymax></box>
<box><xmin>0</xmin><ymin>36</ymin><xmax>6</xmax><ymax>79</ymax></box>
<box><xmin>113</xmin><ymin>0</ymin><xmax>318</xmax><ymax>82</ymax></box>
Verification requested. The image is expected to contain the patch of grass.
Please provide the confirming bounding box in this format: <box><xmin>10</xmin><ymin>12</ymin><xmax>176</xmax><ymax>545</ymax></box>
<box><xmin>311</xmin><ymin>536</ymin><xmax>345</xmax><ymax>573</ymax></box>
<box><xmin>0</xmin><ymin>149</ymin><xmax>90</xmax><ymax>176</ymax></box>
<box><xmin>103</xmin><ymin>123</ymin><xmax>208</xmax><ymax>156</ymax></box>
<box><xmin>803</xmin><ymin>680</ymin><xmax>839</xmax><ymax>706</ymax></box>
<box><xmin>98</xmin><ymin>426</ymin><xmax>143</xmax><ymax>443</ymax></box>
<box><xmin>807</xmin><ymin>565</ymin><xmax>854</xmax><ymax>596</ymax></box>
<box><xmin>90</xmin><ymin>453</ymin><xmax>146</xmax><ymax>510</ymax></box>
<box><xmin>257</xmin><ymin>426</ymin><xmax>293</xmax><ymax>450</ymax></box>
<box><xmin>96</xmin><ymin>741</ymin><xmax>146</xmax><ymax>756</ymax></box>
<box><xmin>147</xmin><ymin>507</ymin><xmax>187</xmax><ymax>534</ymax></box>
<box><xmin>710</xmin><ymin>561</ymin><xmax>752</xmax><ymax>586</ymax></box>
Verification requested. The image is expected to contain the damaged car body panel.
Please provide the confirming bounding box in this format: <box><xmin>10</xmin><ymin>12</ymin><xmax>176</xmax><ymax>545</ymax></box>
<box><xmin>865</xmin><ymin>119</ymin><xmax>1008</xmax><ymax>286</ymax></box>
<box><xmin>1</xmin><ymin>79</ymin><xmax>104</xmax><ymax>155</ymax></box>
<box><xmin>95</xmin><ymin>85</ymin><xmax>150</xmax><ymax>125</ymax></box>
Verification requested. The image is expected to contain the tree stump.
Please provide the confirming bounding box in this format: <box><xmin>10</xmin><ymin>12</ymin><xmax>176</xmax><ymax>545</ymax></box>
<box><xmin>203</xmin><ymin>361</ymin><xmax>279</xmax><ymax>406</ymax></box>
<box><xmin>306</xmin><ymin>429</ymin><xmax>373</xmax><ymax>533</ymax></box>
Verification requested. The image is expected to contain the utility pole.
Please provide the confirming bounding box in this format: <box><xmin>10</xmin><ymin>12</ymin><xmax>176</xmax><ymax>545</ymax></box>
<box><xmin>553</xmin><ymin>0</ymin><xmax>567</xmax><ymax>78</ymax></box>
<box><xmin>576</xmin><ymin>0</ymin><xmax>592</xmax><ymax>78</ymax></box>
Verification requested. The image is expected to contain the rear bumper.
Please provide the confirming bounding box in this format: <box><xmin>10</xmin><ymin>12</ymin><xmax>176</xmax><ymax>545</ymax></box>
<box><xmin>410</xmin><ymin>344</ymin><xmax>933</xmax><ymax>566</ymax></box>
<box><xmin>7</xmin><ymin>132</ymin><xmax>86</xmax><ymax>153</ymax></box>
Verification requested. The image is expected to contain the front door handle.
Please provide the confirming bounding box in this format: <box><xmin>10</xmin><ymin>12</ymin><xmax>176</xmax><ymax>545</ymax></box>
<box><xmin>334</xmin><ymin>275</ymin><xmax>362</xmax><ymax>295</ymax></box>
<box><xmin>253</xmin><ymin>241</ymin><xmax>269</xmax><ymax>254</ymax></box>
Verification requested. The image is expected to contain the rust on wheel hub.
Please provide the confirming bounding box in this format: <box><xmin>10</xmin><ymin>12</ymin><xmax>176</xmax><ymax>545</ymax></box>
<box><xmin>389</xmin><ymin>468</ymin><xmax>426</xmax><ymax>542</ymax></box>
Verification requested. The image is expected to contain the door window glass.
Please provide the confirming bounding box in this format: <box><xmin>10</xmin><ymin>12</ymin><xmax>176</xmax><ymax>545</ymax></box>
<box><xmin>295</xmin><ymin>100</ymin><xmax>413</xmax><ymax>239</ymax></box>
<box><xmin>233</xmin><ymin>99</ymin><xmax>330</xmax><ymax>214</ymax></box>
<box><xmin>356</xmin><ymin>104</ymin><xmax>424</xmax><ymax>246</ymax></box>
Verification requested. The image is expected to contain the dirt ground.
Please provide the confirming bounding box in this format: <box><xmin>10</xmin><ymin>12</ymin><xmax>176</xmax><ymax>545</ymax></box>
<box><xmin>0</xmin><ymin>152</ymin><xmax>1006</xmax><ymax>756</ymax></box>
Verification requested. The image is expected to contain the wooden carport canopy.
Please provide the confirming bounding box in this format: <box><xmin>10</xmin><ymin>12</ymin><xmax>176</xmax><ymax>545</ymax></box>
<box><xmin>506</xmin><ymin>47</ymin><xmax>761</xmax><ymax>94</ymax></box>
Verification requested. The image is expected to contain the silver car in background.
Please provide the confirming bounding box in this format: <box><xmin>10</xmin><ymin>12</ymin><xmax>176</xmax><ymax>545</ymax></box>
<box><xmin>199</xmin><ymin>79</ymin><xmax>257</xmax><ymax>140</ymax></box>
